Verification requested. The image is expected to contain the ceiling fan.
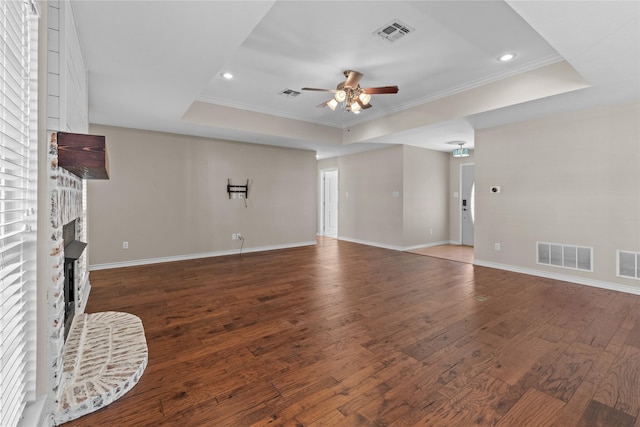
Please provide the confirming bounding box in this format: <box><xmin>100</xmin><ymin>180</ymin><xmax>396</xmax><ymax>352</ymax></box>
<box><xmin>302</xmin><ymin>70</ymin><xmax>399</xmax><ymax>113</ymax></box>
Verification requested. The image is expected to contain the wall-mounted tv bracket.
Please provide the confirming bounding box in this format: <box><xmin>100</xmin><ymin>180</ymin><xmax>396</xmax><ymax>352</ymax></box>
<box><xmin>227</xmin><ymin>178</ymin><xmax>249</xmax><ymax>200</ymax></box>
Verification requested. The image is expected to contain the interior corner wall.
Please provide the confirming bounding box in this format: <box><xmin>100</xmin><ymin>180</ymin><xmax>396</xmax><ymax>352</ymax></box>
<box><xmin>403</xmin><ymin>145</ymin><xmax>449</xmax><ymax>247</ymax></box>
<box><xmin>448</xmin><ymin>151</ymin><xmax>475</xmax><ymax>244</ymax></box>
<box><xmin>86</xmin><ymin>125</ymin><xmax>317</xmax><ymax>267</ymax></box>
<box><xmin>337</xmin><ymin>146</ymin><xmax>404</xmax><ymax>248</ymax></box>
<box><xmin>474</xmin><ymin>102</ymin><xmax>640</xmax><ymax>290</ymax></box>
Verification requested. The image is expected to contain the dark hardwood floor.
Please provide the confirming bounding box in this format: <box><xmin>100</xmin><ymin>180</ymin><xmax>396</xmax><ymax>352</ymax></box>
<box><xmin>61</xmin><ymin>237</ymin><xmax>640</xmax><ymax>426</ymax></box>
<box><xmin>408</xmin><ymin>244</ymin><xmax>474</xmax><ymax>264</ymax></box>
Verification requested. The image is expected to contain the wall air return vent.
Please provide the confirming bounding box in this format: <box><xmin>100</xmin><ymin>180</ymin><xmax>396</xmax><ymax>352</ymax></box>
<box><xmin>278</xmin><ymin>88</ymin><xmax>301</xmax><ymax>98</ymax></box>
<box><xmin>537</xmin><ymin>242</ymin><xmax>593</xmax><ymax>272</ymax></box>
<box><xmin>373</xmin><ymin>20</ymin><xmax>414</xmax><ymax>42</ymax></box>
<box><xmin>617</xmin><ymin>250</ymin><xmax>640</xmax><ymax>280</ymax></box>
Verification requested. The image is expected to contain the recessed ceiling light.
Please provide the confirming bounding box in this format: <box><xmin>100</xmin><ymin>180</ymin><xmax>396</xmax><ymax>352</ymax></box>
<box><xmin>498</xmin><ymin>53</ymin><xmax>516</xmax><ymax>62</ymax></box>
<box><xmin>221</xmin><ymin>72</ymin><xmax>234</xmax><ymax>79</ymax></box>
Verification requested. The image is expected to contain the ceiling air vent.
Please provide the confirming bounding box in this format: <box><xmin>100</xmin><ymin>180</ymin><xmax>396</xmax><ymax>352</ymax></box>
<box><xmin>373</xmin><ymin>20</ymin><xmax>414</xmax><ymax>42</ymax></box>
<box><xmin>279</xmin><ymin>89</ymin><xmax>301</xmax><ymax>98</ymax></box>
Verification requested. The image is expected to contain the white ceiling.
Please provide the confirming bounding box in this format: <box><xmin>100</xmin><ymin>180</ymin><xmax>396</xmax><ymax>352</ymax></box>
<box><xmin>71</xmin><ymin>1</ymin><xmax>640</xmax><ymax>159</ymax></box>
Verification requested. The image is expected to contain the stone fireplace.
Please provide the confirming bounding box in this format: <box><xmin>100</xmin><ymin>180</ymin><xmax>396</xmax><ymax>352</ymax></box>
<box><xmin>47</xmin><ymin>131</ymin><xmax>147</xmax><ymax>425</ymax></box>
<box><xmin>45</xmin><ymin>5</ymin><xmax>146</xmax><ymax>424</ymax></box>
<box><xmin>47</xmin><ymin>131</ymin><xmax>90</xmax><ymax>400</ymax></box>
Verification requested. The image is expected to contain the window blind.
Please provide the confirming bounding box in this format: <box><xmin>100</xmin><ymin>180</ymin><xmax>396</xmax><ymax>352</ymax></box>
<box><xmin>0</xmin><ymin>1</ymin><xmax>36</xmax><ymax>426</ymax></box>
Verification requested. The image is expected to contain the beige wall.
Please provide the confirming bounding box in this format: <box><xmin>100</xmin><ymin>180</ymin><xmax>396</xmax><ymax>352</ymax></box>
<box><xmin>403</xmin><ymin>146</ymin><xmax>449</xmax><ymax>247</ymax></box>
<box><xmin>337</xmin><ymin>146</ymin><xmax>404</xmax><ymax>247</ymax></box>
<box><xmin>318</xmin><ymin>145</ymin><xmax>449</xmax><ymax>249</ymax></box>
<box><xmin>87</xmin><ymin>125</ymin><xmax>317</xmax><ymax>267</ymax></box>
<box><xmin>343</xmin><ymin>61</ymin><xmax>588</xmax><ymax>145</ymax></box>
<box><xmin>474</xmin><ymin>102</ymin><xmax>640</xmax><ymax>289</ymax></box>
<box><xmin>448</xmin><ymin>151</ymin><xmax>475</xmax><ymax>244</ymax></box>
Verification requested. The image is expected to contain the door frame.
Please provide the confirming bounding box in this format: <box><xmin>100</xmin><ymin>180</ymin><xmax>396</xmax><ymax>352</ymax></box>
<box><xmin>320</xmin><ymin>168</ymin><xmax>339</xmax><ymax>237</ymax></box>
<box><xmin>459</xmin><ymin>162</ymin><xmax>475</xmax><ymax>246</ymax></box>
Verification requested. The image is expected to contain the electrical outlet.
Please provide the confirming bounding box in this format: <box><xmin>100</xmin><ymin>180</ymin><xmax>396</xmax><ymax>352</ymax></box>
<box><xmin>494</xmin><ymin>243</ymin><xmax>501</xmax><ymax>251</ymax></box>
<box><xmin>232</xmin><ymin>233</ymin><xmax>237</xmax><ymax>240</ymax></box>
<box><xmin>122</xmin><ymin>241</ymin><xmax>128</xmax><ymax>249</ymax></box>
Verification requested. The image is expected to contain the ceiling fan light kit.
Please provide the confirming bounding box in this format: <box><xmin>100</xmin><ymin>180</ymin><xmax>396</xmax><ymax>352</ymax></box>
<box><xmin>452</xmin><ymin>142</ymin><xmax>470</xmax><ymax>158</ymax></box>
<box><xmin>326</xmin><ymin>99</ymin><xmax>339</xmax><ymax>110</ymax></box>
<box><xmin>302</xmin><ymin>70</ymin><xmax>399</xmax><ymax>114</ymax></box>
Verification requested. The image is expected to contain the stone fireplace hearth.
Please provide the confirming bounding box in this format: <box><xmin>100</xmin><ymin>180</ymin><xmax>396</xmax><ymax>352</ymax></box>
<box><xmin>53</xmin><ymin>311</ymin><xmax>148</xmax><ymax>425</ymax></box>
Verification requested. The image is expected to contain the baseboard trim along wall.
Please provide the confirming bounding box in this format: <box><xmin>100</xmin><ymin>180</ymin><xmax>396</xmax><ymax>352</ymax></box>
<box><xmin>403</xmin><ymin>241</ymin><xmax>452</xmax><ymax>251</ymax></box>
<box><xmin>474</xmin><ymin>259</ymin><xmax>640</xmax><ymax>296</ymax></box>
<box><xmin>337</xmin><ymin>237</ymin><xmax>640</xmax><ymax>295</ymax></box>
<box><xmin>338</xmin><ymin>236</ymin><xmax>405</xmax><ymax>251</ymax></box>
<box><xmin>337</xmin><ymin>236</ymin><xmax>450</xmax><ymax>252</ymax></box>
<box><xmin>91</xmin><ymin>239</ymin><xmax>640</xmax><ymax>296</ymax></box>
<box><xmin>89</xmin><ymin>241</ymin><xmax>318</xmax><ymax>271</ymax></box>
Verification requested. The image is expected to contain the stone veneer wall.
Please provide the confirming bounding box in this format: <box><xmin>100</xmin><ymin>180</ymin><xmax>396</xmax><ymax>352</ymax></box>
<box><xmin>45</xmin><ymin>0</ymin><xmax>92</xmax><ymax>422</ymax></box>
<box><xmin>47</xmin><ymin>131</ymin><xmax>90</xmax><ymax>406</ymax></box>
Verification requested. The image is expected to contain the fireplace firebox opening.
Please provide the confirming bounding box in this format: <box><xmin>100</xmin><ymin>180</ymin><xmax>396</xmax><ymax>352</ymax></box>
<box><xmin>63</xmin><ymin>219</ymin><xmax>86</xmax><ymax>341</ymax></box>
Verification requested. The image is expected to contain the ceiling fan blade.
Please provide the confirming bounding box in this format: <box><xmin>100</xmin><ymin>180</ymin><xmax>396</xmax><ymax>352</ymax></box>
<box><xmin>316</xmin><ymin>100</ymin><xmax>330</xmax><ymax>108</ymax></box>
<box><xmin>361</xmin><ymin>86</ymin><xmax>399</xmax><ymax>94</ymax></box>
<box><xmin>302</xmin><ymin>87</ymin><xmax>336</xmax><ymax>92</ymax></box>
<box><xmin>344</xmin><ymin>70</ymin><xmax>364</xmax><ymax>88</ymax></box>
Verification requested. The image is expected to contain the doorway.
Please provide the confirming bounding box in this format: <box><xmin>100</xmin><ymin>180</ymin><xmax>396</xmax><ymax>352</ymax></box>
<box><xmin>321</xmin><ymin>169</ymin><xmax>338</xmax><ymax>237</ymax></box>
<box><xmin>460</xmin><ymin>164</ymin><xmax>475</xmax><ymax>246</ymax></box>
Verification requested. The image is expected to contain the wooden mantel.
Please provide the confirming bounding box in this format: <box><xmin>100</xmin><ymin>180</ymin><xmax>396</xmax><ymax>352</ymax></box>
<box><xmin>57</xmin><ymin>132</ymin><xmax>109</xmax><ymax>179</ymax></box>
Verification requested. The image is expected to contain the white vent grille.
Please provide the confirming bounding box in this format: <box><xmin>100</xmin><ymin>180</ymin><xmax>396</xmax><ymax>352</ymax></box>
<box><xmin>537</xmin><ymin>242</ymin><xmax>593</xmax><ymax>272</ymax></box>
<box><xmin>373</xmin><ymin>20</ymin><xmax>414</xmax><ymax>42</ymax></box>
<box><xmin>278</xmin><ymin>88</ymin><xmax>301</xmax><ymax>98</ymax></box>
<box><xmin>618</xmin><ymin>250</ymin><xmax>640</xmax><ymax>280</ymax></box>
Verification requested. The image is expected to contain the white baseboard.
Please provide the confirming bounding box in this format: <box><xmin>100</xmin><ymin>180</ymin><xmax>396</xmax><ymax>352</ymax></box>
<box><xmin>89</xmin><ymin>241</ymin><xmax>317</xmax><ymax>271</ymax></box>
<box><xmin>474</xmin><ymin>259</ymin><xmax>640</xmax><ymax>296</ymax></box>
<box><xmin>403</xmin><ymin>241</ymin><xmax>451</xmax><ymax>251</ymax></box>
<box><xmin>337</xmin><ymin>236</ymin><xmax>451</xmax><ymax>252</ymax></box>
<box><xmin>337</xmin><ymin>236</ymin><xmax>405</xmax><ymax>251</ymax></box>
<box><xmin>333</xmin><ymin>239</ymin><xmax>638</xmax><ymax>295</ymax></box>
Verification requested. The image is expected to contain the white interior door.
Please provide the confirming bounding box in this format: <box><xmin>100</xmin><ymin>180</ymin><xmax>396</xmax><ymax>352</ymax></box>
<box><xmin>322</xmin><ymin>170</ymin><xmax>338</xmax><ymax>237</ymax></box>
<box><xmin>461</xmin><ymin>164</ymin><xmax>475</xmax><ymax>246</ymax></box>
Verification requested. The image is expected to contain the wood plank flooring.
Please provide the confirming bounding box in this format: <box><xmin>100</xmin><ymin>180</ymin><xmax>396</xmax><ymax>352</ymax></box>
<box><xmin>61</xmin><ymin>237</ymin><xmax>640</xmax><ymax>426</ymax></box>
<box><xmin>409</xmin><ymin>244</ymin><xmax>474</xmax><ymax>264</ymax></box>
